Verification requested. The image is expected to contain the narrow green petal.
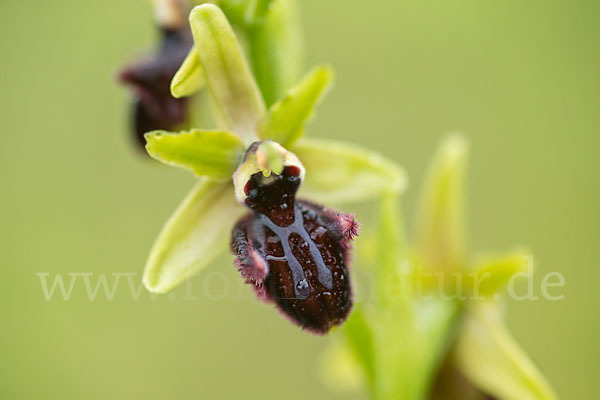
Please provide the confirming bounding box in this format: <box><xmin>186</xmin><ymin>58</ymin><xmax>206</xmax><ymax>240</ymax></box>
<box><xmin>145</xmin><ymin>129</ymin><xmax>245</xmax><ymax>180</ymax></box>
<box><xmin>189</xmin><ymin>4</ymin><xmax>266</xmax><ymax>140</ymax></box>
<box><xmin>467</xmin><ymin>251</ymin><xmax>529</xmax><ymax>298</ymax></box>
<box><xmin>170</xmin><ymin>47</ymin><xmax>206</xmax><ymax>99</ymax></box>
<box><xmin>454</xmin><ymin>303</ymin><xmax>557</xmax><ymax>400</ymax></box>
<box><xmin>143</xmin><ymin>180</ymin><xmax>245</xmax><ymax>293</ymax></box>
<box><xmin>415</xmin><ymin>134</ymin><xmax>468</xmax><ymax>272</ymax></box>
<box><xmin>293</xmin><ymin>138</ymin><xmax>407</xmax><ymax>205</ymax></box>
<box><xmin>247</xmin><ymin>0</ymin><xmax>304</xmax><ymax>106</ymax></box>
<box><xmin>258</xmin><ymin>65</ymin><xmax>333</xmax><ymax>146</ymax></box>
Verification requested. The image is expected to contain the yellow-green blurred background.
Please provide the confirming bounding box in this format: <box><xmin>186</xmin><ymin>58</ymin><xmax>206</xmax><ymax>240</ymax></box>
<box><xmin>1</xmin><ymin>0</ymin><xmax>598</xmax><ymax>398</ymax></box>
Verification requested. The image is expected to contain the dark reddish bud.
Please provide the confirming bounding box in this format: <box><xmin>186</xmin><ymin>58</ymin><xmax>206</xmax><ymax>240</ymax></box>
<box><xmin>231</xmin><ymin>165</ymin><xmax>358</xmax><ymax>334</ymax></box>
<box><xmin>118</xmin><ymin>28</ymin><xmax>192</xmax><ymax>149</ymax></box>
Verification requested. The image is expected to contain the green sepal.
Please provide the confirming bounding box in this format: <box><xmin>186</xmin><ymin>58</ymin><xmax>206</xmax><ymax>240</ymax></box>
<box><xmin>293</xmin><ymin>138</ymin><xmax>407</xmax><ymax>206</ymax></box>
<box><xmin>170</xmin><ymin>47</ymin><xmax>206</xmax><ymax>99</ymax></box>
<box><xmin>189</xmin><ymin>4</ymin><xmax>266</xmax><ymax>140</ymax></box>
<box><xmin>454</xmin><ymin>303</ymin><xmax>557</xmax><ymax>400</ymax></box>
<box><xmin>145</xmin><ymin>129</ymin><xmax>245</xmax><ymax>180</ymax></box>
<box><xmin>415</xmin><ymin>134</ymin><xmax>468</xmax><ymax>272</ymax></box>
<box><xmin>143</xmin><ymin>180</ymin><xmax>245</xmax><ymax>293</ymax></box>
<box><xmin>258</xmin><ymin>65</ymin><xmax>333</xmax><ymax>146</ymax></box>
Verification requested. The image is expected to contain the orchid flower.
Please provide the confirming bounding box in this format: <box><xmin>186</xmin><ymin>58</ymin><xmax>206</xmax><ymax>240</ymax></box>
<box><xmin>320</xmin><ymin>136</ymin><xmax>557</xmax><ymax>399</ymax></box>
<box><xmin>140</xmin><ymin>4</ymin><xmax>405</xmax><ymax>333</ymax></box>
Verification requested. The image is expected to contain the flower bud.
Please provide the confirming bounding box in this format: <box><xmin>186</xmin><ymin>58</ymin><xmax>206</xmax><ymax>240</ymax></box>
<box><xmin>118</xmin><ymin>27</ymin><xmax>192</xmax><ymax>149</ymax></box>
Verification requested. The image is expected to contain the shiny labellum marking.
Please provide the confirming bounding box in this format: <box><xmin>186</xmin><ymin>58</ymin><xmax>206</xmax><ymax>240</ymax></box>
<box><xmin>258</xmin><ymin>206</ymin><xmax>333</xmax><ymax>298</ymax></box>
<box><xmin>231</xmin><ymin>166</ymin><xmax>357</xmax><ymax>334</ymax></box>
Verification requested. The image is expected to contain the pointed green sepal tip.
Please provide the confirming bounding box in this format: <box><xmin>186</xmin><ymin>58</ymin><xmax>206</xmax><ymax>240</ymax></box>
<box><xmin>416</xmin><ymin>133</ymin><xmax>469</xmax><ymax>271</ymax></box>
<box><xmin>468</xmin><ymin>250</ymin><xmax>531</xmax><ymax>297</ymax></box>
<box><xmin>170</xmin><ymin>47</ymin><xmax>206</xmax><ymax>99</ymax></box>
<box><xmin>258</xmin><ymin>65</ymin><xmax>334</xmax><ymax>146</ymax></box>
<box><xmin>144</xmin><ymin>129</ymin><xmax>245</xmax><ymax>180</ymax></box>
<box><xmin>143</xmin><ymin>180</ymin><xmax>245</xmax><ymax>293</ymax></box>
<box><xmin>455</xmin><ymin>303</ymin><xmax>558</xmax><ymax>400</ymax></box>
<box><xmin>189</xmin><ymin>4</ymin><xmax>266</xmax><ymax>140</ymax></box>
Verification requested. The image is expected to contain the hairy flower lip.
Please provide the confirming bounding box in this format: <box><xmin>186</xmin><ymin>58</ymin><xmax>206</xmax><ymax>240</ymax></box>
<box><xmin>232</xmin><ymin>200</ymin><xmax>356</xmax><ymax>334</ymax></box>
<box><xmin>231</xmin><ymin>165</ymin><xmax>357</xmax><ymax>334</ymax></box>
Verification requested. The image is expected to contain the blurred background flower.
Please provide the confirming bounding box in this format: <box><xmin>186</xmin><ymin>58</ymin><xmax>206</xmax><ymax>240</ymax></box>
<box><xmin>319</xmin><ymin>135</ymin><xmax>556</xmax><ymax>399</ymax></box>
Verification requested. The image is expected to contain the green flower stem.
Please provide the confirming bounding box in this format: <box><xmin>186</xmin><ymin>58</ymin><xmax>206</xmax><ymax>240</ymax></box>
<box><xmin>246</xmin><ymin>0</ymin><xmax>304</xmax><ymax>106</ymax></box>
<box><xmin>244</xmin><ymin>0</ymin><xmax>275</xmax><ymax>24</ymax></box>
<box><xmin>371</xmin><ymin>193</ymin><xmax>460</xmax><ymax>400</ymax></box>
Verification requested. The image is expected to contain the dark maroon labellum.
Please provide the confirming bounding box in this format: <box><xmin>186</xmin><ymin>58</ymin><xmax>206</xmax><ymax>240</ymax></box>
<box><xmin>231</xmin><ymin>166</ymin><xmax>358</xmax><ymax>334</ymax></box>
<box><xmin>118</xmin><ymin>28</ymin><xmax>192</xmax><ymax>149</ymax></box>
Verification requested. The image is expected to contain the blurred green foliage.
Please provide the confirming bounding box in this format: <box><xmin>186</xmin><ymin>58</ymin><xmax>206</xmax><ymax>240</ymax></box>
<box><xmin>1</xmin><ymin>0</ymin><xmax>598</xmax><ymax>399</ymax></box>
